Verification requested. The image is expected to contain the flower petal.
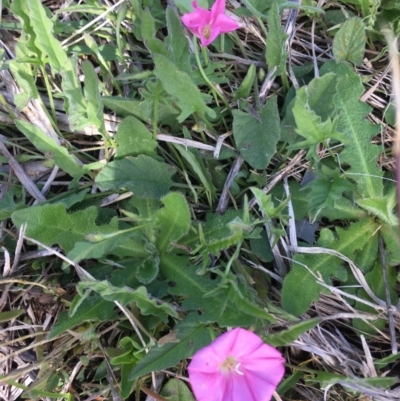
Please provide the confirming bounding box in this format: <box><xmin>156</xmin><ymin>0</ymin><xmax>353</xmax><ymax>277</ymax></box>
<box><xmin>192</xmin><ymin>0</ymin><xmax>211</xmax><ymax>18</ymax></box>
<box><xmin>213</xmin><ymin>13</ymin><xmax>240</xmax><ymax>33</ymax></box>
<box><xmin>182</xmin><ymin>11</ymin><xmax>208</xmax><ymax>31</ymax></box>
<box><xmin>188</xmin><ymin>371</ymin><xmax>228</xmax><ymax>401</ymax></box>
<box><xmin>210</xmin><ymin>0</ymin><xmax>226</xmax><ymax>21</ymax></box>
<box><xmin>216</xmin><ymin>328</ymin><xmax>264</xmax><ymax>359</ymax></box>
<box><xmin>242</xmin><ymin>367</ymin><xmax>284</xmax><ymax>401</ymax></box>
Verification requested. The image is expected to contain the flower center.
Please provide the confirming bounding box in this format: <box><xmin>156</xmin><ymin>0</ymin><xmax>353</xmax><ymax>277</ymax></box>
<box><xmin>220</xmin><ymin>356</ymin><xmax>244</xmax><ymax>375</ymax></box>
<box><xmin>201</xmin><ymin>25</ymin><xmax>211</xmax><ymax>39</ymax></box>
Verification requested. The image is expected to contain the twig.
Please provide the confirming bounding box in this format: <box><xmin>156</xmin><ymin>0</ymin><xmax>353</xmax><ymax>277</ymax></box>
<box><xmin>0</xmin><ymin>137</ymin><xmax>46</xmax><ymax>203</ymax></box>
<box><xmin>216</xmin><ymin>155</ymin><xmax>244</xmax><ymax>214</ymax></box>
<box><xmin>378</xmin><ymin>235</ymin><xmax>398</xmax><ymax>354</ymax></box>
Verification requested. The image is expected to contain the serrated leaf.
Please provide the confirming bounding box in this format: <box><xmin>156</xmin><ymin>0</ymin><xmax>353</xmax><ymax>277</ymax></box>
<box><xmin>357</xmin><ymin>194</ymin><xmax>398</xmax><ymax>227</ymax></box>
<box><xmin>266</xmin><ymin>3</ymin><xmax>288</xmax><ymax>76</ymax></box>
<box><xmin>153</xmin><ymin>54</ymin><xmax>216</xmax><ymax>122</ymax></box>
<box><xmin>155</xmin><ymin>192</ymin><xmax>191</xmax><ymax>253</ymax></box>
<box><xmin>233</xmin><ymin>96</ymin><xmax>280</xmax><ymax>169</ymax></box>
<box><xmin>129</xmin><ymin>314</ymin><xmax>211</xmax><ymax>381</ymax></box>
<box><xmin>115</xmin><ymin>116</ymin><xmax>157</xmax><ymax>159</ymax></box>
<box><xmin>15</xmin><ymin>120</ymin><xmax>83</xmax><ymax>177</ymax></box>
<box><xmin>161</xmin><ymin>254</ymin><xmax>255</xmax><ymax>326</ymax></box>
<box><xmin>102</xmin><ymin>96</ymin><xmax>145</xmax><ymax>120</ymax></box>
<box><xmin>322</xmin><ymin>61</ymin><xmax>383</xmax><ymax>198</ymax></box>
<box><xmin>48</xmin><ymin>294</ymin><xmax>114</xmax><ymax>338</ymax></box>
<box><xmin>332</xmin><ymin>17</ymin><xmax>365</xmax><ymax>65</ymax></box>
<box><xmin>305</xmin><ymin>166</ymin><xmax>354</xmax><ymax>222</ymax></box>
<box><xmin>78</xmin><ymin>281</ymin><xmax>178</xmax><ymax>321</ymax></box>
<box><xmin>12</xmin><ymin>204</ymin><xmax>118</xmax><ymax>252</ymax></box>
<box><xmin>95</xmin><ymin>155</ymin><xmax>176</xmax><ymax>199</ymax></box>
<box><xmin>290</xmin><ymin>81</ymin><xmax>346</xmax><ymax>161</ymax></box>
<box><xmin>160</xmin><ymin>379</ymin><xmax>195</xmax><ymax>401</ymax></box>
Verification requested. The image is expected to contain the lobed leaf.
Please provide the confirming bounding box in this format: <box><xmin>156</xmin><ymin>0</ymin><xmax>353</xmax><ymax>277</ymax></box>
<box><xmin>12</xmin><ymin>204</ymin><xmax>118</xmax><ymax>252</ymax></box>
<box><xmin>78</xmin><ymin>281</ymin><xmax>178</xmax><ymax>321</ymax></box>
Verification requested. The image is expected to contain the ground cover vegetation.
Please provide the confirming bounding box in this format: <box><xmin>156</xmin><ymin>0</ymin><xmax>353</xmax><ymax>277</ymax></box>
<box><xmin>0</xmin><ymin>0</ymin><xmax>400</xmax><ymax>400</ymax></box>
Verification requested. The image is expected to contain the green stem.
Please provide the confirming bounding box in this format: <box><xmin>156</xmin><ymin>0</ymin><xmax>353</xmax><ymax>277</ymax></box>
<box><xmin>194</xmin><ymin>38</ymin><xmax>230</xmax><ymax>110</ymax></box>
<box><xmin>153</xmin><ymin>98</ymin><xmax>159</xmax><ymax>140</ymax></box>
<box><xmin>201</xmin><ymin>45</ymin><xmax>209</xmax><ymax>68</ymax></box>
<box><xmin>40</xmin><ymin>67</ymin><xmax>57</xmax><ymax>124</ymax></box>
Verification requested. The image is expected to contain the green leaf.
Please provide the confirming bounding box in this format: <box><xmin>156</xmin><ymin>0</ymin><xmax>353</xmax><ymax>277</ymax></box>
<box><xmin>166</xmin><ymin>6</ymin><xmax>191</xmax><ymax>75</ymax></box>
<box><xmin>129</xmin><ymin>314</ymin><xmax>211</xmax><ymax>381</ymax></box>
<box><xmin>11</xmin><ymin>0</ymin><xmax>43</xmax><ymax>58</ymax></box>
<box><xmin>0</xmin><ymin>191</ymin><xmax>25</xmax><ymax>220</ymax></box>
<box><xmin>233</xmin><ymin>96</ymin><xmax>280</xmax><ymax>169</ymax></box>
<box><xmin>283</xmin><ymin>219</ymin><xmax>380</xmax><ymax>315</ymax></box>
<box><xmin>27</xmin><ymin>0</ymin><xmax>67</xmax><ymax>72</ymax></box>
<box><xmin>266</xmin><ymin>3</ymin><xmax>288</xmax><ymax>76</ymax></box>
<box><xmin>83</xmin><ymin>60</ymin><xmax>105</xmax><ymax>131</ymax></box>
<box><xmin>305</xmin><ymin>72</ymin><xmax>337</xmax><ymax>122</ymax></box>
<box><xmin>155</xmin><ymin>192</ymin><xmax>191</xmax><ymax>253</ymax></box>
<box><xmin>290</xmin><ymin>76</ymin><xmax>347</xmax><ymax>161</ymax></box>
<box><xmin>160</xmin><ymin>379</ymin><xmax>195</xmax><ymax>401</ymax></box>
<box><xmin>141</xmin><ymin>9</ymin><xmax>168</xmax><ymax>56</ymax></box>
<box><xmin>353</xmin><ymin>262</ymin><xmax>398</xmax><ymax>335</ymax></box>
<box><xmin>264</xmin><ymin>318</ymin><xmax>321</xmax><ymax>346</ymax></box>
<box><xmin>60</xmin><ymin>56</ymin><xmax>90</xmax><ymax>131</ymax></box>
<box><xmin>332</xmin><ymin>17</ymin><xmax>365</xmax><ymax>65</ymax></box>
<box><xmin>66</xmin><ymin>230</ymin><xmax>143</xmax><ymax>266</ymax></box>
<box><xmin>0</xmin><ymin>309</ymin><xmax>24</xmax><ymax>322</ymax></box>
<box><xmin>357</xmin><ymin>194</ymin><xmax>398</xmax><ymax>227</ymax></box>
<box><xmin>153</xmin><ymin>54</ymin><xmax>216</xmax><ymax>122</ymax></box>
<box><xmin>78</xmin><ymin>281</ymin><xmax>178</xmax><ymax>321</ymax></box>
<box><xmin>175</xmin><ymin>144</ymin><xmax>217</xmax><ymax>204</ymax></box>
<box><xmin>48</xmin><ymin>294</ymin><xmax>114</xmax><ymax>338</ymax></box>
<box><xmin>102</xmin><ymin>96</ymin><xmax>145</xmax><ymax>120</ymax></box>
<box><xmin>233</xmin><ymin>64</ymin><xmax>256</xmax><ymax>100</ymax></box>
<box><xmin>12</xmin><ymin>204</ymin><xmax>118</xmax><ymax>252</ymax></box>
<box><xmin>305</xmin><ymin>167</ymin><xmax>355</xmax><ymax>222</ymax></box>
<box><xmin>161</xmin><ymin>254</ymin><xmax>255</xmax><ymax>326</ymax></box>
<box><xmin>115</xmin><ymin>116</ymin><xmax>157</xmax><ymax>159</ymax></box>
<box><xmin>323</xmin><ymin>61</ymin><xmax>383</xmax><ymax>198</ymax></box>
<box><xmin>95</xmin><ymin>155</ymin><xmax>176</xmax><ymax>199</ymax></box>
<box><xmin>15</xmin><ymin>120</ymin><xmax>83</xmax><ymax>178</ymax></box>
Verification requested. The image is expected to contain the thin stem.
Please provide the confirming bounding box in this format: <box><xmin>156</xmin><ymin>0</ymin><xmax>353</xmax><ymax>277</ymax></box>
<box><xmin>201</xmin><ymin>45</ymin><xmax>209</xmax><ymax>68</ymax></box>
<box><xmin>193</xmin><ymin>38</ymin><xmax>230</xmax><ymax>110</ymax></box>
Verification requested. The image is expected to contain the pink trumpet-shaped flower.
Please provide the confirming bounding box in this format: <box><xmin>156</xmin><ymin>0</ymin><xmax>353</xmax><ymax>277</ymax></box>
<box><xmin>188</xmin><ymin>328</ymin><xmax>285</xmax><ymax>401</ymax></box>
<box><xmin>181</xmin><ymin>0</ymin><xmax>240</xmax><ymax>46</ymax></box>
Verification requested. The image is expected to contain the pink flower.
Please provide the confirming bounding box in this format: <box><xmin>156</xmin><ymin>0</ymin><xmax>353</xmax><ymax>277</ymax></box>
<box><xmin>181</xmin><ymin>0</ymin><xmax>240</xmax><ymax>46</ymax></box>
<box><xmin>188</xmin><ymin>328</ymin><xmax>285</xmax><ymax>401</ymax></box>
